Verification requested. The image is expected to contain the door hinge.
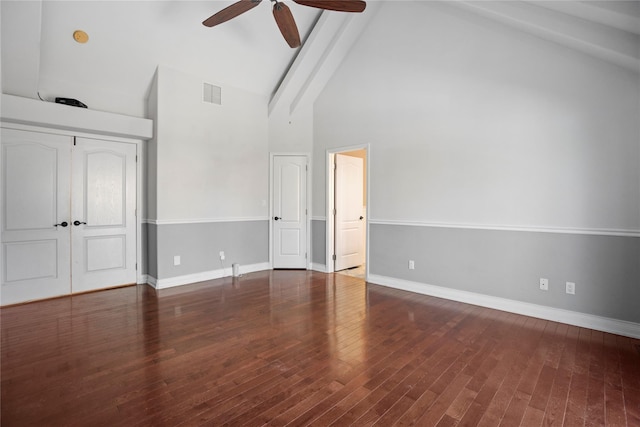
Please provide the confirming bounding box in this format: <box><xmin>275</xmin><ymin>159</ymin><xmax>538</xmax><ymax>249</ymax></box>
<box><xmin>136</xmin><ymin>155</ymin><xmax>138</xmax><ymax>162</ymax></box>
<box><xmin>135</xmin><ymin>263</ymin><xmax>138</xmax><ymax>271</ymax></box>
<box><xmin>333</xmin><ymin>209</ymin><xmax>336</xmax><ymax>216</ymax></box>
<box><xmin>305</xmin><ymin>253</ymin><xmax>308</xmax><ymax>259</ymax></box>
<box><xmin>306</xmin><ymin>164</ymin><xmax>308</xmax><ymax>171</ymax></box>
<box><xmin>332</xmin><ymin>254</ymin><xmax>336</xmax><ymax>261</ymax></box>
<box><xmin>73</xmin><ymin>136</ymin><xmax>77</xmax><ymax>146</ymax></box>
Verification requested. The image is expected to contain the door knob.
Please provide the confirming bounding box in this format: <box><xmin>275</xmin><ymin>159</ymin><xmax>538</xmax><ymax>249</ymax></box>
<box><xmin>73</xmin><ymin>220</ymin><xmax>87</xmax><ymax>226</ymax></box>
<box><xmin>359</xmin><ymin>216</ymin><xmax>364</xmax><ymax>220</ymax></box>
<box><xmin>54</xmin><ymin>221</ymin><xmax>68</xmax><ymax>228</ymax></box>
<box><xmin>274</xmin><ymin>216</ymin><xmax>280</xmax><ymax>221</ymax></box>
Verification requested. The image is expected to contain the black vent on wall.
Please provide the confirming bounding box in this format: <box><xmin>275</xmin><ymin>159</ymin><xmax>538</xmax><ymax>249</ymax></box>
<box><xmin>203</xmin><ymin>82</ymin><xmax>222</xmax><ymax>105</ymax></box>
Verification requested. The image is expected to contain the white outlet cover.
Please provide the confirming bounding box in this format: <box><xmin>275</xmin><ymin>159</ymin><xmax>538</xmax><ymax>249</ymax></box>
<box><xmin>566</xmin><ymin>282</ymin><xmax>576</xmax><ymax>295</ymax></box>
<box><xmin>408</xmin><ymin>260</ymin><xmax>415</xmax><ymax>270</ymax></box>
<box><xmin>174</xmin><ymin>255</ymin><xmax>181</xmax><ymax>266</ymax></box>
<box><xmin>539</xmin><ymin>278</ymin><xmax>548</xmax><ymax>291</ymax></box>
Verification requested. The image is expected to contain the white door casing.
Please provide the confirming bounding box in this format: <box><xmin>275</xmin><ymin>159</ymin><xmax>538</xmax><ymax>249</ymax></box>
<box><xmin>272</xmin><ymin>155</ymin><xmax>307</xmax><ymax>269</ymax></box>
<box><xmin>334</xmin><ymin>153</ymin><xmax>364</xmax><ymax>271</ymax></box>
<box><xmin>1</xmin><ymin>129</ymin><xmax>137</xmax><ymax>305</ymax></box>
<box><xmin>71</xmin><ymin>138</ymin><xmax>137</xmax><ymax>293</ymax></box>
<box><xmin>1</xmin><ymin>129</ymin><xmax>73</xmax><ymax>304</ymax></box>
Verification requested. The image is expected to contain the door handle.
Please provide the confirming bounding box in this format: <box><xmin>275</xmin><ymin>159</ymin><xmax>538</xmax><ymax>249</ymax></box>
<box><xmin>359</xmin><ymin>216</ymin><xmax>364</xmax><ymax>220</ymax></box>
<box><xmin>274</xmin><ymin>216</ymin><xmax>281</xmax><ymax>221</ymax></box>
<box><xmin>73</xmin><ymin>220</ymin><xmax>87</xmax><ymax>226</ymax></box>
<box><xmin>54</xmin><ymin>221</ymin><xmax>68</xmax><ymax>228</ymax></box>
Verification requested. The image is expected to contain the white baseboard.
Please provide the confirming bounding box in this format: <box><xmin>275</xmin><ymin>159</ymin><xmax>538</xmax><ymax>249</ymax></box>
<box><xmin>146</xmin><ymin>262</ymin><xmax>271</xmax><ymax>290</ymax></box>
<box><xmin>367</xmin><ymin>274</ymin><xmax>640</xmax><ymax>339</ymax></box>
<box><xmin>146</xmin><ymin>275</ymin><xmax>157</xmax><ymax>288</ymax></box>
<box><xmin>311</xmin><ymin>263</ymin><xmax>328</xmax><ymax>273</ymax></box>
<box><xmin>137</xmin><ymin>274</ymin><xmax>148</xmax><ymax>285</ymax></box>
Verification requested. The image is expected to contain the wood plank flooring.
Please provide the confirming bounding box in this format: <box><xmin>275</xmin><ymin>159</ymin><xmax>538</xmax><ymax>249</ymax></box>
<box><xmin>2</xmin><ymin>270</ymin><xmax>639</xmax><ymax>426</ymax></box>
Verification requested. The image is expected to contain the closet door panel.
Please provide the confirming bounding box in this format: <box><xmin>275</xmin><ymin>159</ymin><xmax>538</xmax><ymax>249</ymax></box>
<box><xmin>1</xmin><ymin>129</ymin><xmax>72</xmax><ymax>305</ymax></box>
<box><xmin>71</xmin><ymin>138</ymin><xmax>136</xmax><ymax>293</ymax></box>
<box><xmin>85</xmin><ymin>150</ymin><xmax>126</xmax><ymax>226</ymax></box>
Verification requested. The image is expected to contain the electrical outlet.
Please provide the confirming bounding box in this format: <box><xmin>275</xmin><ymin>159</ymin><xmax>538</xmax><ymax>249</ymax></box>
<box><xmin>219</xmin><ymin>251</ymin><xmax>225</xmax><ymax>261</ymax></box>
<box><xmin>408</xmin><ymin>260</ymin><xmax>415</xmax><ymax>270</ymax></box>
<box><xmin>566</xmin><ymin>281</ymin><xmax>575</xmax><ymax>295</ymax></box>
<box><xmin>539</xmin><ymin>278</ymin><xmax>548</xmax><ymax>291</ymax></box>
<box><xmin>174</xmin><ymin>255</ymin><xmax>181</xmax><ymax>266</ymax></box>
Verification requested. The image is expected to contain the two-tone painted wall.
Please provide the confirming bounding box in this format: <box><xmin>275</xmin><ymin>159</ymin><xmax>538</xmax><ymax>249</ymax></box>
<box><xmin>146</xmin><ymin>66</ymin><xmax>270</xmax><ymax>288</ymax></box>
<box><xmin>312</xmin><ymin>2</ymin><xmax>640</xmax><ymax>334</ymax></box>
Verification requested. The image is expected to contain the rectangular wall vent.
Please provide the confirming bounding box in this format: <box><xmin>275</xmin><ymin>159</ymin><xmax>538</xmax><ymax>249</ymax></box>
<box><xmin>203</xmin><ymin>82</ymin><xmax>222</xmax><ymax>105</ymax></box>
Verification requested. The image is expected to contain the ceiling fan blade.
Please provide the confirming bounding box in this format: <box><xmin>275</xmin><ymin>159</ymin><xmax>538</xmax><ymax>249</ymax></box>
<box><xmin>273</xmin><ymin>2</ymin><xmax>301</xmax><ymax>48</ymax></box>
<box><xmin>203</xmin><ymin>0</ymin><xmax>262</xmax><ymax>27</ymax></box>
<box><xmin>292</xmin><ymin>0</ymin><xmax>366</xmax><ymax>13</ymax></box>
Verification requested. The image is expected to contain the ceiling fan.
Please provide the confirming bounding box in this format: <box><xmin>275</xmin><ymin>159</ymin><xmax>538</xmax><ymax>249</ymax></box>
<box><xmin>202</xmin><ymin>0</ymin><xmax>367</xmax><ymax>48</ymax></box>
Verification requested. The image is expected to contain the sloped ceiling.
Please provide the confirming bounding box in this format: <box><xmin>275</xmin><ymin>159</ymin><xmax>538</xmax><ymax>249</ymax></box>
<box><xmin>1</xmin><ymin>1</ymin><xmax>638</xmax><ymax>119</ymax></box>
<box><xmin>445</xmin><ymin>1</ymin><xmax>640</xmax><ymax>72</ymax></box>
<box><xmin>1</xmin><ymin>0</ymin><xmax>322</xmax><ymax>117</ymax></box>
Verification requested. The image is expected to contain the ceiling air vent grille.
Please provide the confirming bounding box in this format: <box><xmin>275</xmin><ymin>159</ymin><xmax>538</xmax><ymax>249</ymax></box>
<box><xmin>203</xmin><ymin>82</ymin><xmax>222</xmax><ymax>105</ymax></box>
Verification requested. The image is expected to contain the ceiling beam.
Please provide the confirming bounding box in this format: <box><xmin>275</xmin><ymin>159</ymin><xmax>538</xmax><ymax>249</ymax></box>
<box><xmin>269</xmin><ymin>2</ymin><xmax>382</xmax><ymax>117</ymax></box>
<box><xmin>530</xmin><ymin>0</ymin><xmax>640</xmax><ymax>36</ymax></box>
<box><xmin>441</xmin><ymin>0</ymin><xmax>639</xmax><ymax>74</ymax></box>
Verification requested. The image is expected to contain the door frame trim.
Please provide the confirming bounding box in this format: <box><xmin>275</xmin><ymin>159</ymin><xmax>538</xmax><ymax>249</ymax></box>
<box><xmin>325</xmin><ymin>144</ymin><xmax>369</xmax><ymax>277</ymax></box>
<box><xmin>269</xmin><ymin>152</ymin><xmax>311</xmax><ymax>270</ymax></box>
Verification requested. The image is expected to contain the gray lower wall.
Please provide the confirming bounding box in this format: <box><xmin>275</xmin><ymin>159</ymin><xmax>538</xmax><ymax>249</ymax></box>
<box><xmin>146</xmin><ymin>219</ymin><xmax>640</xmax><ymax>324</ymax></box>
<box><xmin>146</xmin><ymin>222</ymin><xmax>158</xmax><ymax>278</ymax></box>
<box><xmin>370</xmin><ymin>223</ymin><xmax>640</xmax><ymax>324</ymax></box>
<box><xmin>140</xmin><ymin>222</ymin><xmax>148</xmax><ymax>276</ymax></box>
<box><xmin>312</xmin><ymin>219</ymin><xmax>326</xmax><ymax>265</ymax></box>
<box><xmin>147</xmin><ymin>220</ymin><xmax>268</xmax><ymax>280</ymax></box>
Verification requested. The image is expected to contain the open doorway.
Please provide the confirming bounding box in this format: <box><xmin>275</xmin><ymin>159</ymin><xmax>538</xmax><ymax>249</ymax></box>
<box><xmin>326</xmin><ymin>146</ymin><xmax>368</xmax><ymax>279</ymax></box>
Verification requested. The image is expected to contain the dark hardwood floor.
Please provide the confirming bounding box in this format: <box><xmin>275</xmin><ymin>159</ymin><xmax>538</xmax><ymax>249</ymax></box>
<box><xmin>2</xmin><ymin>270</ymin><xmax>639</xmax><ymax>426</ymax></box>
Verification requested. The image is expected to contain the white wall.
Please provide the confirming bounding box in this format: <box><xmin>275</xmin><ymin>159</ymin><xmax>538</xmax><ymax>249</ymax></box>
<box><xmin>154</xmin><ymin>66</ymin><xmax>269</xmax><ymax>222</ymax></box>
<box><xmin>313</xmin><ymin>2</ymin><xmax>640</xmax><ymax>233</ymax></box>
<box><xmin>268</xmin><ymin>103</ymin><xmax>314</xmax><ymax>153</ymax></box>
<box><xmin>0</xmin><ymin>1</ymin><xmax>41</xmax><ymax>101</ymax></box>
<box><xmin>146</xmin><ymin>70</ymin><xmax>159</xmax><ymax>221</ymax></box>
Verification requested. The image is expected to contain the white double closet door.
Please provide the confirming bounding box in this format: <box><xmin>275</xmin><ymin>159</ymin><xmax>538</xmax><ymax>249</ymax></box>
<box><xmin>1</xmin><ymin>128</ymin><xmax>137</xmax><ymax>305</ymax></box>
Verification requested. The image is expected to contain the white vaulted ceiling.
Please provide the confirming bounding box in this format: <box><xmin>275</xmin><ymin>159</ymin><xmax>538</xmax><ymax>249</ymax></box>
<box><xmin>1</xmin><ymin>0</ymin><xmax>323</xmax><ymax>116</ymax></box>
<box><xmin>1</xmin><ymin>1</ymin><xmax>638</xmax><ymax>119</ymax></box>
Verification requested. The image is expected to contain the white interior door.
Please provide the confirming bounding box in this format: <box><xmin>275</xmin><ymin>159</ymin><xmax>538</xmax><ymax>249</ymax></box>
<box><xmin>335</xmin><ymin>153</ymin><xmax>364</xmax><ymax>271</ymax></box>
<box><xmin>1</xmin><ymin>129</ymin><xmax>72</xmax><ymax>305</ymax></box>
<box><xmin>71</xmin><ymin>138</ymin><xmax>137</xmax><ymax>293</ymax></box>
<box><xmin>272</xmin><ymin>155</ymin><xmax>307</xmax><ymax>269</ymax></box>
